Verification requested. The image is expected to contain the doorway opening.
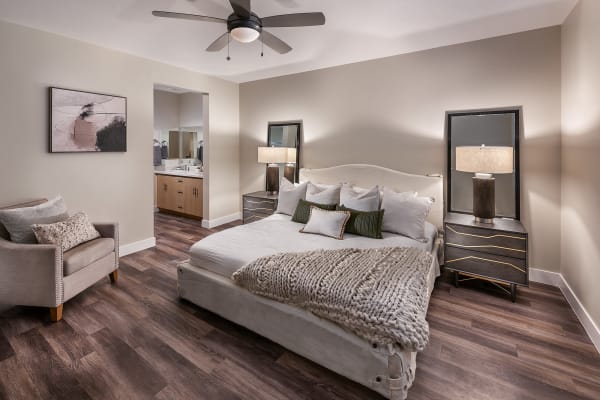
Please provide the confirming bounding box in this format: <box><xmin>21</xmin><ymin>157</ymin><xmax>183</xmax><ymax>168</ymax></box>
<box><xmin>152</xmin><ymin>84</ymin><xmax>209</xmax><ymax>230</ymax></box>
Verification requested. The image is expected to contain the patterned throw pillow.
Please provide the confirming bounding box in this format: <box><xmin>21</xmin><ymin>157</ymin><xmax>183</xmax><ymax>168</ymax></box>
<box><xmin>32</xmin><ymin>211</ymin><xmax>100</xmax><ymax>252</ymax></box>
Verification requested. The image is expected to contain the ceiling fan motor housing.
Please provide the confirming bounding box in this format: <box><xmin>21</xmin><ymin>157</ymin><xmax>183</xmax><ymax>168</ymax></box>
<box><xmin>227</xmin><ymin>13</ymin><xmax>262</xmax><ymax>42</ymax></box>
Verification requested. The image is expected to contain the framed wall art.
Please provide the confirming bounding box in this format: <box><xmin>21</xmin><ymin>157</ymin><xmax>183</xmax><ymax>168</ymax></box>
<box><xmin>49</xmin><ymin>87</ymin><xmax>127</xmax><ymax>152</ymax></box>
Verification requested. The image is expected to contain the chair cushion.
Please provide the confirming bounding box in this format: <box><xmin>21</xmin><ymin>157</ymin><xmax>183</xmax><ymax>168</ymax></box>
<box><xmin>63</xmin><ymin>237</ymin><xmax>115</xmax><ymax>276</ymax></box>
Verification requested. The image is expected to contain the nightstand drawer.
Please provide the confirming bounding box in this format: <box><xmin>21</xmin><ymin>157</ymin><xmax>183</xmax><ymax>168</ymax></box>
<box><xmin>243</xmin><ymin>197</ymin><xmax>277</xmax><ymax>215</ymax></box>
<box><xmin>445</xmin><ymin>223</ymin><xmax>527</xmax><ymax>260</ymax></box>
<box><xmin>243</xmin><ymin>210</ymin><xmax>272</xmax><ymax>224</ymax></box>
<box><xmin>444</xmin><ymin>246</ymin><xmax>527</xmax><ymax>285</ymax></box>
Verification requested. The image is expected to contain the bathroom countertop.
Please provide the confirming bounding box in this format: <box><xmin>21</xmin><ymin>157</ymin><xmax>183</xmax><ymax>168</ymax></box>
<box><xmin>154</xmin><ymin>170</ymin><xmax>203</xmax><ymax>178</ymax></box>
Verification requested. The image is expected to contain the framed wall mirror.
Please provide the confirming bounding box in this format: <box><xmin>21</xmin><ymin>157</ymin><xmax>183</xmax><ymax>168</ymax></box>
<box><xmin>447</xmin><ymin>109</ymin><xmax>520</xmax><ymax>219</ymax></box>
<box><xmin>267</xmin><ymin>122</ymin><xmax>301</xmax><ymax>183</ymax></box>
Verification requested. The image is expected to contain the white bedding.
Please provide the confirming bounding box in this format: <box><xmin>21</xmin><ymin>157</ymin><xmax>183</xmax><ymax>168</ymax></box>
<box><xmin>190</xmin><ymin>213</ymin><xmax>438</xmax><ymax>278</ymax></box>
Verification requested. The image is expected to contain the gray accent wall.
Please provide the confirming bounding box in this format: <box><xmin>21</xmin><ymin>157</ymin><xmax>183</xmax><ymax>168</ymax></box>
<box><xmin>240</xmin><ymin>27</ymin><xmax>562</xmax><ymax>273</ymax></box>
<box><xmin>0</xmin><ymin>19</ymin><xmax>239</xmax><ymax>246</ymax></box>
<box><xmin>561</xmin><ymin>0</ymin><xmax>600</xmax><ymax>335</ymax></box>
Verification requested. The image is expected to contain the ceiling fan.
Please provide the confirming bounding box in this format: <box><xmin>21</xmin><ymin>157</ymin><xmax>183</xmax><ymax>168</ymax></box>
<box><xmin>152</xmin><ymin>0</ymin><xmax>325</xmax><ymax>56</ymax></box>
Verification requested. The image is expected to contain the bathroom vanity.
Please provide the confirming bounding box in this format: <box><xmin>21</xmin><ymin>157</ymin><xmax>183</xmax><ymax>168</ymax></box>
<box><xmin>155</xmin><ymin>171</ymin><xmax>203</xmax><ymax>219</ymax></box>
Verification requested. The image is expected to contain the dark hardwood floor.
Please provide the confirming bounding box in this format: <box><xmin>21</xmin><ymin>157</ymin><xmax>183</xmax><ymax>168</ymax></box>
<box><xmin>1</xmin><ymin>212</ymin><xmax>599</xmax><ymax>400</ymax></box>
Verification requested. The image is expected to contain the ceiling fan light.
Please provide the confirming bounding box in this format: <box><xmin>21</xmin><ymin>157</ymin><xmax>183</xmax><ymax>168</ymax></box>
<box><xmin>230</xmin><ymin>27</ymin><xmax>260</xmax><ymax>43</ymax></box>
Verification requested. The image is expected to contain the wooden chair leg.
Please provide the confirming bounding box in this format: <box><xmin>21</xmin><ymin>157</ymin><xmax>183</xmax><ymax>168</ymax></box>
<box><xmin>109</xmin><ymin>270</ymin><xmax>118</xmax><ymax>283</ymax></box>
<box><xmin>50</xmin><ymin>304</ymin><xmax>63</xmax><ymax>322</ymax></box>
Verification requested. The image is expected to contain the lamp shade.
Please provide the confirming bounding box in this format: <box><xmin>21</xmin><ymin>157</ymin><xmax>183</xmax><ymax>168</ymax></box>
<box><xmin>286</xmin><ymin>148</ymin><xmax>297</xmax><ymax>164</ymax></box>
<box><xmin>258</xmin><ymin>147</ymin><xmax>288</xmax><ymax>164</ymax></box>
<box><xmin>456</xmin><ymin>145</ymin><xmax>514</xmax><ymax>174</ymax></box>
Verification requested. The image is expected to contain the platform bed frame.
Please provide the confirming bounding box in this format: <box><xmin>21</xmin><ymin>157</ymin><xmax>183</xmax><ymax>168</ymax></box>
<box><xmin>177</xmin><ymin>164</ymin><xmax>444</xmax><ymax>400</ymax></box>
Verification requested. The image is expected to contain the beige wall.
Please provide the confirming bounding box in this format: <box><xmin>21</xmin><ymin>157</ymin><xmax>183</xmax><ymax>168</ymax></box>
<box><xmin>0</xmin><ymin>19</ymin><xmax>239</xmax><ymax>246</ymax></box>
<box><xmin>561</xmin><ymin>1</ymin><xmax>600</xmax><ymax>329</ymax></box>
<box><xmin>240</xmin><ymin>27</ymin><xmax>562</xmax><ymax>273</ymax></box>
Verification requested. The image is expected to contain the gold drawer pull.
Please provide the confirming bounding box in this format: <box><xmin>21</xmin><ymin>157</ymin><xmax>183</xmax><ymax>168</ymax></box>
<box><xmin>446</xmin><ymin>242</ymin><xmax>525</xmax><ymax>253</ymax></box>
<box><xmin>243</xmin><ymin>207</ymin><xmax>273</xmax><ymax>212</ymax></box>
<box><xmin>445</xmin><ymin>255</ymin><xmax>526</xmax><ymax>274</ymax></box>
<box><xmin>446</xmin><ymin>225</ymin><xmax>526</xmax><ymax>241</ymax></box>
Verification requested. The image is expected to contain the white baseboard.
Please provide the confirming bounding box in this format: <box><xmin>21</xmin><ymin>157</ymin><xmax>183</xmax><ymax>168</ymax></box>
<box><xmin>557</xmin><ymin>274</ymin><xmax>600</xmax><ymax>353</ymax></box>
<box><xmin>201</xmin><ymin>212</ymin><xmax>242</xmax><ymax>229</ymax></box>
<box><xmin>119</xmin><ymin>237</ymin><xmax>156</xmax><ymax>257</ymax></box>
<box><xmin>530</xmin><ymin>268</ymin><xmax>600</xmax><ymax>353</ymax></box>
<box><xmin>529</xmin><ymin>268</ymin><xmax>562</xmax><ymax>286</ymax></box>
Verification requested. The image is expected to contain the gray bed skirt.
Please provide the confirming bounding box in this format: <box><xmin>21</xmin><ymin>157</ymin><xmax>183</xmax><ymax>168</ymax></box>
<box><xmin>177</xmin><ymin>240</ymin><xmax>441</xmax><ymax>400</ymax></box>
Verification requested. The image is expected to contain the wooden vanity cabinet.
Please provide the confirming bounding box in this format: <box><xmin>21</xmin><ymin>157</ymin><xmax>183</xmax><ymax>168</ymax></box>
<box><xmin>156</xmin><ymin>174</ymin><xmax>203</xmax><ymax>219</ymax></box>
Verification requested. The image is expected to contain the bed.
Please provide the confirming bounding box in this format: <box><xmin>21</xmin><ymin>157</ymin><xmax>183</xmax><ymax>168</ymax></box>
<box><xmin>177</xmin><ymin>164</ymin><xmax>444</xmax><ymax>400</ymax></box>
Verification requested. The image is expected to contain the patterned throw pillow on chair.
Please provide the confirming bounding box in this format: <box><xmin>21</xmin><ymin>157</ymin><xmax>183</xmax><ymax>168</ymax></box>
<box><xmin>32</xmin><ymin>211</ymin><xmax>100</xmax><ymax>252</ymax></box>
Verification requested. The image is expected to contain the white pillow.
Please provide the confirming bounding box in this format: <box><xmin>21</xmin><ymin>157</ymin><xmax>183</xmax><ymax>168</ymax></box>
<box><xmin>381</xmin><ymin>187</ymin><xmax>433</xmax><ymax>241</ymax></box>
<box><xmin>306</xmin><ymin>182</ymin><xmax>341</xmax><ymax>205</ymax></box>
<box><xmin>276</xmin><ymin>178</ymin><xmax>308</xmax><ymax>215</ymax></box>
<box><xmin>300</xmin><ymin>207</ymin><xmax>351</xmax><ymax>240</ymax></box>
<box><xmin>340</xmin><ymin>184</ymin><xmax>380</xmax><ymax>211</ymax></box>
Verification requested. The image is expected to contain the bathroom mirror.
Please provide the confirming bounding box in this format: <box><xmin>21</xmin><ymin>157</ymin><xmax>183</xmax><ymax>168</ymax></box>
<box><xmin>267</xmin><ymin>122</ymin><xmax>301</xmax><ymax>182</ymax></box>
<box><xmin>163</xmin><ymin>130</ymin><xmax>202</xmax><ymax>160</ymax></box>
<box><xmin>447</xmin><ymin>109</ymin><xmax>520</xmax><ymax>219</ymax></box>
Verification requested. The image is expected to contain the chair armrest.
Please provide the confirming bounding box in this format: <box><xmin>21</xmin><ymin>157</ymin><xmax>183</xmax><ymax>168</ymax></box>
<box><xmin>94</xmin><ymin>222</ymin><xmax>119</xmax><ymax>261</ymax></box>
<box><xmin>94</xmin><ymin>222</ymin><xmax>118</xmax><ymax>240</ymax></box>
<box><xmin>0</xmin><ymin>238</ymin><xmax>63</xmax><ymax>307</ymax></box>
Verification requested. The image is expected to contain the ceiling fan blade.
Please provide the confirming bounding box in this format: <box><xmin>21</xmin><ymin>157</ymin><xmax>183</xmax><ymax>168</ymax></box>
<box><xmin>261</xmin><ymin>12</ymin><xmax>325</xmax><ymax>28</ymax></box>
<box><xmin>229</xmin><ymin>0</ymin><xmax>251</xmax><ymax>18</ymax></box>
<box><xmin>206</xmin><ymin>32</ymin><xmax>230</xmax><ymax>52</ymax></box>
<box><xmin>152</xmin><ymin>10</ymin><xmax>226</xmax><ymax>24</ymax></box>
<box><xmin>261</xmin><ymin>30</ymin><xmax>292</xmax><ymax>54</ymax></box>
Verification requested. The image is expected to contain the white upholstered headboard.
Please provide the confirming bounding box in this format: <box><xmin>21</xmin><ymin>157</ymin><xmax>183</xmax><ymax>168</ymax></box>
<box><xmin>300</xmin><ymin>164</ymin><xmax>444</xmax><ymax>229</ymax></box>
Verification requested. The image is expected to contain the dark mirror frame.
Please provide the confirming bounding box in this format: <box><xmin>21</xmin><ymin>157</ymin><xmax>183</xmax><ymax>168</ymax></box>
<box><xmin>267</xmin><ymin>122</ymin><xmax>302</xmax><ymax>183</ymax></box>
<box><xmin>447</xmin><ymin>109</ymin><xmax>521</xmax><ymax>220</ymax></box>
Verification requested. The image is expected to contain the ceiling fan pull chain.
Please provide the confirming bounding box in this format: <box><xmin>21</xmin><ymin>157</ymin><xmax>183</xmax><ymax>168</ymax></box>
<box><xmin>261</xmin><ymin>34</ymin><xmax>264</xmax><ymax>57</ymax></box>
<box><xmin>227</xmin><ymin>33</ymin><xmax>231</xmax><ymax>61</ymax></box>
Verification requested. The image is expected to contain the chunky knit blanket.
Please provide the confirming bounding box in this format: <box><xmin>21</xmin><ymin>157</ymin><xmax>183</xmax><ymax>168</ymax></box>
<box><xmin>232</xmin><ymin>247</ymin><xmax>432</xmax><ymax>352</ymax></box>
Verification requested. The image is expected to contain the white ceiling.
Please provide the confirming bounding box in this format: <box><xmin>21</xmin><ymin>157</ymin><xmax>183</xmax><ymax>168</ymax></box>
<box><xmin>0</xmin><ymin>0</ymin><xmax>577</xmax><ymax>83</ymax></box>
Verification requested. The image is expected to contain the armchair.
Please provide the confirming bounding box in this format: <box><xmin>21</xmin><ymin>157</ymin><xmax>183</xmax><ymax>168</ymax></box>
<box><xmin>0</xmin><ymin>199</ymin><xmax>119</xmax><ymax>321</ymax></box>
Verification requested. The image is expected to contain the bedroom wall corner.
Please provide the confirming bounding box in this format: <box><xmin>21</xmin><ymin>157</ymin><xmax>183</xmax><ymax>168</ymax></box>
<box><xmin>560</xmin><ymin>0</ymin><xmax>600</xmax><ymax>345</ymax></box>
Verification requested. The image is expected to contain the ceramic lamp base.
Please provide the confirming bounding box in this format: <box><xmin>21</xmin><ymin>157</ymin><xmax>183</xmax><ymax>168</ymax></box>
<box><xmin>266</xmin><ymin>165</ymin><xmax>279</xmax><ymax>194</ymax></box>
<box><xmin>473</xmin><ymin>176</ymin><xmax>495</xmax><ymax>223</ymax></box>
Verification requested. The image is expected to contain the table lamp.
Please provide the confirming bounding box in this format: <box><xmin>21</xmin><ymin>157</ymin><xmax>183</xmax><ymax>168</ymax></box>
<box><xmin>257</xmin><ymin>146</ymin><xmax>288</xmax><ymax>194</ymax></box>
<box><xmin>456</xmin><ymin>145</ymin><xmax>514</xmax><ymax>223</ymax></box>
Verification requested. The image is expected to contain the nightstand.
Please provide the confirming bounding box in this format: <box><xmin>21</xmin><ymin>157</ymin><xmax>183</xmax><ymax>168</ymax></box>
<box><xmin>242</xmin><ymin>191</ymin><xmax>278</xmax><ymax>224</ymax></box>
<box><xmin>443</xmin><ymin>212</ymin><xmax>528</xmax><ymax>302</ymax></box>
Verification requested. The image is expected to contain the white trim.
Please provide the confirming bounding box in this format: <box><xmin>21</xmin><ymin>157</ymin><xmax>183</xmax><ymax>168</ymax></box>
<box><xmin>529</xmin><ymin>268</ymin><xmax>562</xmax><ymax>286</ymax></box>
<box><xmin>557</xmin><ymin>274</ymin><xmax>600</xmax><ymax>353</ymax></box>
<box><xmin>530</xmin><ymin>268</ymin><xmax>600</xmax><ymax>353</ymax></box>
<box><xmin>119</xmin><ymin>237</ymin><xmax>156</xmax><ymax>257</ymax></box>
<box><xmin>201</xmin><ymin>212</ymin><xmax>242</xmax><ymax>229</ymax></box>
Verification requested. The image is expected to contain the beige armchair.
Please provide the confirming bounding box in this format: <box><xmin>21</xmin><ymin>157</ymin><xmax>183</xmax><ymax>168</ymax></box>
<box><xmin>0</xmin><ymin>199</ymin><xmax>118</xmax><ymax>321</ymax></box>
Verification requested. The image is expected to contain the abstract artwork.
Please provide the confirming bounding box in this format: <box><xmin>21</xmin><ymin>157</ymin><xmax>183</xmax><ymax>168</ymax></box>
<box><xmin>50</xmin><ymin>87</ymin><xmax>127</xmax><ymax>152</ymax></box>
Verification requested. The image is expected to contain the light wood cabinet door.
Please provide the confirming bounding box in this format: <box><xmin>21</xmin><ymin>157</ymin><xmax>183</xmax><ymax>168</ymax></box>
<box><xmin>184</xmin><ymin>178</ymin><xmax>203</xmax><ymax>217</ymax></box>
<box><xmin>156</xmin><ymin>175</ymin><xmax>177</xmax><ymax>211</ymax></box>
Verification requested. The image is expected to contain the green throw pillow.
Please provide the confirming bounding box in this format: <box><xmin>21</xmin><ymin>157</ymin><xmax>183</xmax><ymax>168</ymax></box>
<box><xmin>337</xmin><ymin>205</ymin><xmax>384</xmax><ymax>239</ymax></box>
<box><xmin>292</xmin><ymin>199</ymin><xmax>337</xmax><ymax>224</ymax></box>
